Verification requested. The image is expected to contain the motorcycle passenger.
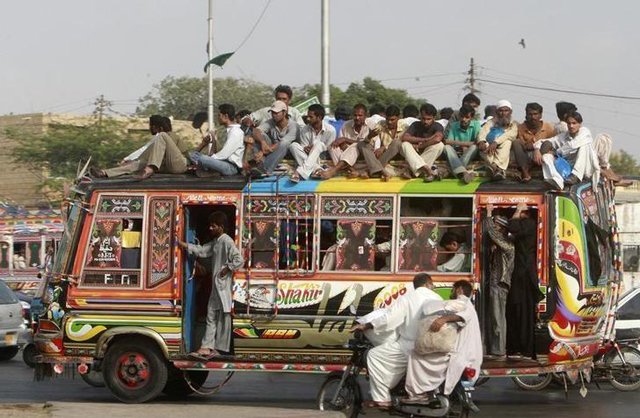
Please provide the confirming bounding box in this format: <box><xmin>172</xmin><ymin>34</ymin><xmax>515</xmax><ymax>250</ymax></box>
<box><xmin>350</xmin><ymin>273</ymin><xmax>442</xmax><ymax>409</ymax></box>
<box><xmin>404</xmin><ymin>280</ymin><xmax>482</xmax><ymax>403</ymax></box>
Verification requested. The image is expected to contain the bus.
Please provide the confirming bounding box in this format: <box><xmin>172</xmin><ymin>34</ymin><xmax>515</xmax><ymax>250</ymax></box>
<box><xmin>33</xmin><ymin>173</ymin><xmax>621</xmax><ymax>403</ymax></box>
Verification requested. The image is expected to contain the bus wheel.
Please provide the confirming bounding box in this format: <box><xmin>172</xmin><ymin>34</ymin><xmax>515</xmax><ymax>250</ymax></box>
<box><xmin>22</xmin><ymin>344</ymin><xmax>38</xmax><ymax>368</ymax></box>
<box><xmin>163</xmin><ymin>367</ymin><xmax>209</xmax><ymax>398</ymax></box>
<box><xmin>511</xmin><ymin>373</ymin><xmax>553</xmax><ymax>391</ymax></box>
<box><xmin>102</xmin><ymin>338</ymin><xmax>168</xmax><ymax>403</ymax></box>
<box><xmin>80</xmin><ymin>365</ymin><xmax>105</xmax><ymax>388</ymax></box>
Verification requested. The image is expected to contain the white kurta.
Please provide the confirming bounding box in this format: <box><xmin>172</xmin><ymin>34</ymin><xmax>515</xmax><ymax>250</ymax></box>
<box><xmin>187</xmin><ymin>233</ymin><xmax>244</xmax><ymax>352</ymax></box>
<box><xmin>366</xmin><ymin>287</ymin><xmax>443</xmax><ymax>402</ymax></box>
<box><xmin>405</xmin><ymin>295</ymin><xmax>483</xmax><ymax>396</ymax></box>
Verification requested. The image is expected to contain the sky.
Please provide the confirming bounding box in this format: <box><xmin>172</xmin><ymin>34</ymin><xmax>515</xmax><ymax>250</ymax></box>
<box><xmin>2</xmin><ymin>0</ymin><xmax>640</xmax><ymax>155</ymax></box>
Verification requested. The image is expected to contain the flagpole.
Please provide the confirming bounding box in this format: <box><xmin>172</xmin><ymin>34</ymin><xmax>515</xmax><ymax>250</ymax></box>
<box><xmin>207</xmin><ymin>0</ymin><xmax>215</xmax><ymax>130</ymax></box>
<box><xmin>321</xmin><ymin>0</ymin><xmax>330</xmax><ymax>113</ymax></box>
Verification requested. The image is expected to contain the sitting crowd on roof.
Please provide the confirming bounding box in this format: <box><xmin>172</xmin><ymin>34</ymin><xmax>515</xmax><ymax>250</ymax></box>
<box><xmin>89</xmin><ymin>84</ymin><xmax>628</xmax><ymax>190</ymax></box>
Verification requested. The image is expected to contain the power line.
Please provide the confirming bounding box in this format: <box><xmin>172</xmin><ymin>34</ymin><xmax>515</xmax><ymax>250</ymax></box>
<box><xmin>234</xmin><ymin>0</ymin><xmax>272</xmax><ymax>52</ymax></box>
<box><xmin>477</xmin><ymin>78</ymin><xmax>640</xmax><ymax>100</ymax></box>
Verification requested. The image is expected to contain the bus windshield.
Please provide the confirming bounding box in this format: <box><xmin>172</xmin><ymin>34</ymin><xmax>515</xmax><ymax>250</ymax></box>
<box><xmin>52</xmin><ymin>203</ymin><xmax>81</xmax><ymax>276</ymax></box>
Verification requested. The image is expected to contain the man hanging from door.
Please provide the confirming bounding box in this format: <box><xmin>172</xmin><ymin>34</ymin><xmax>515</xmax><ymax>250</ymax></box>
<box><xmin>178</xmin><ymin>211</ymin><xmax>244</xmax><ymax>359</ymax></box>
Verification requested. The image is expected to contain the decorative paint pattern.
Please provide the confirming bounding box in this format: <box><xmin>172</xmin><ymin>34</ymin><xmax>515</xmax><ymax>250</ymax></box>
<box><xmin>64</xmin><ymin>314</ymin><xmax>182</xmax><ymax>344</ymax></box>
<box><xmin>148</xmin><ymin>198</ymin><xmax>175</xmax><ymax>286</ymax></box>
<box><xmin>321</xmin><ymin>197</ymin><xmax>393</xmax><ymax>217</ymax></box>
<box><xmin>246</xmin><ymin>196</ymin><xmax>314</xmax><ymax>217</ymax></box>
<box><xmin>97</xmin><ymin>195</ymin><xmax>144</xmax><ymax>215</ymax></box>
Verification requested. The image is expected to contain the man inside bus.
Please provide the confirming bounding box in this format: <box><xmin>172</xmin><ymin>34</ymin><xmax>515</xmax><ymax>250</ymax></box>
<box><xmin>350</xmin><ymin>273</ymin><xmax>442</xmax><ymax>409</ymax></box>
<box><xmin>404</xmin><ymin>280</ymin><xmax>482</xmax><ymax>403</ymax></box>
<box><xmin>90</xmin><ymin>115</ymin><xmax>188</xmax><ymax>180</ymax></box>
<box><xmin>249</xmin><ymin>100</ymin><xmax>300</xmax><ymax>178</ymax></box>
<box><xmin>477</xmin><ymin>100</ymin><xmax>517</xmax><ymax>181</ymax></box>
<box><xmin>398</xmin><ymin>103</ymin><xmax>445</xmax><ymax>182</ymax></box>
<box><xmin>322</xmin><ymin>103</ymin><xmax>370</xmax><ymax>179</ymax></box>
<box><xmin>289</xmin><ymin>103</ymin><xmax>336</xmax><ymax>182</ymax></box>
<box><xmin>484</xmin><ymin>206</ymin><xmax>514</xmax><ymax>360</ymax></box>
<box><xmin>189</xmin><ymin>104</ymin><xmax>244</xmax><ymax>176</ymax></box>
<box><xmin>436</xmin><ymin>232</ymin><xmax>470</xmax><ymax>272</ymax></box>
<box><xmin>178</xmin><ymin>212</ymin><xmax>244</xmax><ymax>359</ymax></box>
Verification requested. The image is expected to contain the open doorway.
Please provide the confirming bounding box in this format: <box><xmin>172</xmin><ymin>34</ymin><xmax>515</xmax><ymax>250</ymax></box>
<box><xmin>182</xmin><ymin>204</ymin><xmax>237</xmax><ymax>355</ymax></box>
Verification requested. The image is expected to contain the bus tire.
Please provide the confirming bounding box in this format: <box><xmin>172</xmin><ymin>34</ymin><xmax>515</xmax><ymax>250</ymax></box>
<box><xmin>606</xmin><ymin>345</ymin><xmax>640</xmax><ymax>392</ymax></box>
<box><xmin>102</xmin><ymin>337</ymin><xmax>168</xmax><ymax>403</ymax></box>
<box><xmin>317</xmin><ymin>371</ymin><xmax>361</xmax><ymax>418</ymax></box>
<box><xmin>511</xmin><ymin>373</ymin><xmax>553</xmax><ymax>391</ymax></box>
<box><xmin>81</xmin><ymin>366</ymin><xmax>105</xmax><ymax>388</ymax></box>
<box><xmin>22</xmin><ymin>344</ymin><xmax>37</xmax><ymax>368</ymax></box>
<box><xmin>162</xmin><ymin>367</ymin><xmax>209</xmax><ymax>398</ymax></box>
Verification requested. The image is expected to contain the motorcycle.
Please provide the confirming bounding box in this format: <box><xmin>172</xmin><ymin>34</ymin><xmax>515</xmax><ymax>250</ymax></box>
<box><xmin>317</xmin><ymin>331</ymin><xmax>479</xmax><ymax>417</ymax></box>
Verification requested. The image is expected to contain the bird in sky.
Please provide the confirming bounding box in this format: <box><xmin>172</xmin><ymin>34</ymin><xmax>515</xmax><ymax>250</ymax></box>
<box><xmin>519</xmin><ymin>38</ymin><xmax>526</xmax><ymax>49</ymax></box>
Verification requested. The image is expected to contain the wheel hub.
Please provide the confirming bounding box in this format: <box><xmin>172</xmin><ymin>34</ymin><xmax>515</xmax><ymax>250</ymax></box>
<box><xmin>117</xmin><ymin>353</ymin><xmax>150</xmax><ymax>387</ymax></box>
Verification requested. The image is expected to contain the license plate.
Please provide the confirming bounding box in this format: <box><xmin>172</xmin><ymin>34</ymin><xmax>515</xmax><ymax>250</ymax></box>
<box><xmin>4</xmin><ymin>333</ymin><xmax>17</xmax><ymax>346</ymax></box>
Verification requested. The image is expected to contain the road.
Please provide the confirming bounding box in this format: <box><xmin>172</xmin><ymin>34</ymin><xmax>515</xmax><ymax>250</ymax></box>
<box><xmin>1</xmin><ymin>352</ymin><xmax>639</xmax><ymax>418</ymax></box>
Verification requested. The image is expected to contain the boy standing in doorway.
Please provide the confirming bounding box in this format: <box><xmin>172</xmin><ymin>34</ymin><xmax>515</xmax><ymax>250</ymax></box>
<box><xmin>178</xmin><ymin>212</ymin><xmax>244</xmax><ymax>359</ymax></box>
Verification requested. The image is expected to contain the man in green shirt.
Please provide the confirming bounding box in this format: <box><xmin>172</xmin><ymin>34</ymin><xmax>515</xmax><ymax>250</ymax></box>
<box><xmin>443</xmin><ymin>105</ymin><xmax>480</xmax><ymax>183</ymax></box>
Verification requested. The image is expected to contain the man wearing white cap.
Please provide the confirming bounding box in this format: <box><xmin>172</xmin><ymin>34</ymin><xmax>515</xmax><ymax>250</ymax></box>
<box><xmin>250</xmin><ymin>100</ymin><xmax>299</xmax><ymax>177</ymax></box>
<box><xmin>477</xmin><ymin>100</ymin><xmax>518</xmax><ymax>180</ymax></box>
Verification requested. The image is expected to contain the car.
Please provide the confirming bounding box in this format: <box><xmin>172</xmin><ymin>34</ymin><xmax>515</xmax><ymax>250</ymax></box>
<box><xmin>615</xmin><ymin>287</ymin><xmax>640</xmax><ymax>345</ymax></box>
<box><xmin>0</xmin><ymin>280</ymin><xmax>27</xmax><ymax>361</ymax></box>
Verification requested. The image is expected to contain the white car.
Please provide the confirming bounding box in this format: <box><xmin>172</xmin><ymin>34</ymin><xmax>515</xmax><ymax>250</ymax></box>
<box><xmin>0</xmin><ymin>280</ymin><xmax>26</xmax><ymax>361</ymax></box>
<box><xmin>615</xmin><ymin>287</ymin><xmax>640</xmax><ymax>343</ymax></box>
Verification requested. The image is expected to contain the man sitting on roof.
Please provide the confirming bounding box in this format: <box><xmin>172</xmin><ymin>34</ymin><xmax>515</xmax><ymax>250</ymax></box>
<box><xmin>322</xmin><ymin>103</ymin><xmax>370</xmax><ymax>179</ymax></box>
<box><xmin>290</xmin><ymin>104</ymin><xmax>336</xmax><ymax>182</ymax></box>
<box><xmin>513</xmin><ymin>102</ymin><xmax>556</xmax><ymax>183</ymax></box>
<box><xmin>249</xmin><ymin>100</ymin><xmax>299</xmax><ymax>178</ymax></box>
<box><xmin>477</xmin><ymin>100</ymin><xmax>517</xmax><ymax>181</ymax></box>
<box><xmin>398</xmin><ymin>103</ymin><xmax>445</xmax><ymax>182</ymax></box>
<box><xmin>250</xmin><ymin>84</ymin><xmax>305</xmax><ymax>127</ymax></box>
<box><xmin>358</xmin><ymin>105</ymin><xmax>407</xmax><ymax>181</ymax></box>
<box><xmin>443</xmin><ymin>105</ymin><xmax>481</xmax><ymax>184</ymax></box>
<box><xmin>188</xmin><ymin>104</ymin><xmax>244</xmax><ymax>176</ymax></box>
<box><xmin>90</xmin><ymin>115</ymin><xmax>188</xmax><ymax>180</ymax></box>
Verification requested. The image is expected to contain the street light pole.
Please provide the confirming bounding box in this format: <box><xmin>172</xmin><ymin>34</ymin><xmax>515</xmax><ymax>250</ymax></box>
<box><xmin>321</xmin><ymin>0</ymin><xmax>330</xmax><ymax>113</ymax></box>
<box><xmin>207</xmin><ymin>0</ymin><xmax>215</xmax><ymax>130</ymax></box>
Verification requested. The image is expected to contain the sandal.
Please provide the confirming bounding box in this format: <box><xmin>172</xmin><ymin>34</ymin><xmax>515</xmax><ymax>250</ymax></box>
<box><xmin>290</xmin><ymin>173</ymin><xmax>301</xmax><ymax>183</ymax></box>
<box><xmin>134</xmin><ymin>166</ymin><xmax>155</xmax><ymax>181</ymax></box>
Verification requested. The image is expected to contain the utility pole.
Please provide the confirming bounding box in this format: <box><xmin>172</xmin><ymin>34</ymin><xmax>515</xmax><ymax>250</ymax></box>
<box><xmin>93</xmin><ymin>95</ymin><xmax>112</xmax><ymax>126</ymax></box>
<box><xmin>207</xmin><ymin>0</ymin><xmax>215</xmax><ymax>131</ymax></box>
<box><xmin>465</xmin><ymin>57</ymin><xmax>480</xmax><ymax>95</ymax></box>
<box><xmin>320</xmin><ymin>0</ymin><xmax>330</xmax><ymax>113</ymax></box>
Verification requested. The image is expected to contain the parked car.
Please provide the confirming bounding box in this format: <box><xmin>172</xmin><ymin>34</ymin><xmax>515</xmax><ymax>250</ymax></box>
<box><xmin>0</xmin><ymin>280</ymin><xmax>27</xmax><ymax>361</ymax></box>
<box><xmin>615</xmin><ymin>287</ymin><xmax>640</xmax><ymax>344</ymax></box>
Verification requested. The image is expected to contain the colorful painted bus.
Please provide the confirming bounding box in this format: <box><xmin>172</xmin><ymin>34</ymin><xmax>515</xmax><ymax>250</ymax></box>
<box><xmin>33</xmin><ymin>174</ymin><xmax>621</xmax><ymax>403</ymax></box>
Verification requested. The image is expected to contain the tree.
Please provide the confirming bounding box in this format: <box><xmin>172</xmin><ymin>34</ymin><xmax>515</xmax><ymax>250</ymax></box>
<box><xmin>609</xmin><ymin>150</ymin><xmax>640</xmax><ymax>176</ymax></box>
<box><xmin>136</xmin><ymin>76</ymin><xmax>274</xmax><ymax>120</ymax></box>
<box><xmin>297</xmin><ymin>77</ymin><xmax>425</xmax><ymax>112</ymax></box>
<box><xmin>5</xmin><ymin>117</ymin><xmax>147</xmax><ymax>199</ymax></box>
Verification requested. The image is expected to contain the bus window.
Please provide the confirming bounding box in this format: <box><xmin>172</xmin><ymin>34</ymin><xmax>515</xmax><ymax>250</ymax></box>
<box><xmin>0</xmin><ymin>241</ymin><xmax>9</xmax><ymax>268</ymax></box>
<box><xmin>319</xmin><ymin>196</ymin><xmax>395</xmax><ymax>272</ymax></box>
<box><xmin>81</xmin><ymin>194</ymin><xmax>145</xmax><ymax>288</ymax></box>
<box><xmin>623</xmin><ymin>245</ymin><xmax>640</xmax><ymax>273</ymax></box>
<box><xmin>398</xmin><ymin>197</ymin><xmax>473</xmax><ymax>273</ymax></box>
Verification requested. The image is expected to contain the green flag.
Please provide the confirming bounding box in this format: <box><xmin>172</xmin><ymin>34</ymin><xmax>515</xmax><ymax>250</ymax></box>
<box><xmin>203</xmin><ymin>52</ymin><xmax>235</xmax><ymax>72</ymax></box>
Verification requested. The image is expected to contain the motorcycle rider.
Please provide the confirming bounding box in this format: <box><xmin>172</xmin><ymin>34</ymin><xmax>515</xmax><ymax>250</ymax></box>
<box><xmin>350</xmin><ymin>273</ymin><xmax>442</xmax><ymax>409</ymax></box>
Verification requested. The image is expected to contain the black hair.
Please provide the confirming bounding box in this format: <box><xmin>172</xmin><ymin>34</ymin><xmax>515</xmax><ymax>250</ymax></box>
<box><xmin>419</xmin><ymin>103</ymin><xmax>438</xmax><ymax>117</ymax></box>
<box><xmin>370</xmin><ymin>103</ymin><xmax>385</xmax><ymax>116</ymax></box>
<box><xmin>413</xmin><ymin>273</ymin><xmax>433</xmax><ymax>289</ymax></box>
<box><xmin>539</xmin><ymin>140</ymin><xmax>555</xmax><ymax>154</ymax></box>
<box><xmin>453</xmin><ymin>279</ymin><xmax>473</xmax><ymax>297</ymax></box>
<box><xmin>385</xmin><ymin>105</ymin><xmax>401</xmax><ymax>118</ymax></box>
<box><xmin>274</xmin><ymin>84</ymin><xmax>293</xmax><ymax>100</ymax></box>
<box><xmin>208</xmin><ymin>211</ymin><xmax>228</xmax><ymax>230</ymax></box>
<box><xmin>403</xmin><ymin>104</ymin><xmax>419</xmax><ymax>118</ymax></box>
<box><xmin>484</xmin><ymin>105</ymin><xmax>497</xmax><ymax>119</ymax></box>
<box><xmin>353</xmin><ymin>103</ymin><xmax>368</xmax><ymax>114</ymax></box>
<box><xmin>439</xmin><ymin>107</ymin><xmax>454</xmax><ymax>120</ymax></box>
<box><xmin>459</xmin><ymin>105</ymin><xmax>476</xmax><ymax>117</ymax></box>
<box><xmin>525</xmin><ymin>102</ymin><xmax>543</xmax><ymax>113</ymax></box>
<box><xmin>334</xmin><ymin>105</ymin><xmax>350</xmax><ymax>121</ymax></box>
<box><xmin>191</xmin><ymin>111</ymin><xmax>208</xmax><ymax>129</ymax></box>
<box><xmin>236</xmin><ymin>109</ymin><xmax>251</xmax><ymax>120</ymax></box>
<box><xmin>440</xmin><ymin>231</ymin><xmax>461</xmax><ymax>247</ymax></box>
<box><xmin>308</xmin><ymin>103</ymin><xmax>326</xmax><ymax>119</ymax></box>
<box><xmin>149</xmin><ymin>115</ymin><xmax>164</xmax><ymax>130</ymax></box>
<box><xmin>218</xmin><ymin>103</ymin><xmax>235</xmax><ymax>120</ymax></box>
<box><xmin>566</xmin><ymin>110</ymin><xmax>583</xmax><ymax>124</ymax></box>
<box><xmin>462</xmin><ymin>93</ymin><xmax>481</xmax><ymax>106</ymax></box>
<box><xmin>555</xmin><ymin>101</ymin><xmax>577</xmax><ymax>120</ymax></box>
<box><xmin>161</xmin><ymin>116</ymin><xmax>173</xmax><ymax>132</ymax></box>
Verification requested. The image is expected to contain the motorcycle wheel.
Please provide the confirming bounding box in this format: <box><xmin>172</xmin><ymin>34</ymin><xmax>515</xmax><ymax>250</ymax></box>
<box><xmin>511</xmin><ymin>373</ymin><xmax>553</xmax><ymax>391</ymax></box>
<box><xmin>607</xmin><ymin>345</ymin><xmax>640</xmax><ymax>392</ymax></box>
<box><xmin>317</xmin><ymin>371</ymin><xmax>361</xmax><ymax>418</ymax></box>
<box><xmin>447</xmin><ymin>388</ymin><xmax>470</xmax><ymax>418</ymax></box>
<box><xmin>81</xmin><ymin>366</ymin><xmax>106</xmax><ymax>388</ymax></box>
<box><xmin>22</xmin><ymin>344</ymin><xmax>37</xmax><ymax>368</ymax></box>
